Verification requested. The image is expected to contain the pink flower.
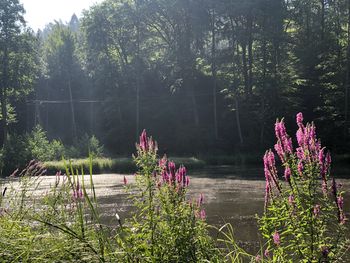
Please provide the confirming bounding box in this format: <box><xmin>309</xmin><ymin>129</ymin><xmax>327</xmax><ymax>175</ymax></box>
<box><xmin>321</xmin><ymin>246</ymin><xmax>329</xmax><ymax>257</ymax></box>
<box><xmin>264</xmin><ymin>249</ymin><xmax>270</xmax><ymax>258</ymax></box>
<box><xmin>273</xmin><ymin>231</ymin><xmax>280</xmax><ymax>246</ymax></box>
<box><xmin>284</xmin><ymin>166</ymin><xmax>291</xmax><ymax>182</ymax></box>
<box><xmin>296</xmin><ymin>128</ymin><xmax>304</xmax><ymax>147</ymax></box>
<box><xmin>159</xmin><ymin>156</ymin><xmax>167</xmax><ymax>169</ymax></box>
<box><xmin>139</xmin><ymin>129</ymin><xmax>148</xmax><ymax>151</ymax></box>
<box><xmin>197</xmin><ymin>193</ymin><xmax>204</xmax><ymax>206</ymax></box>
<box><xmin>296</xmin><ymin>112</ymin><xmax>303</xmax><ymax>126</ymax></box>
<box><xmin>288</xmin><ymin>194</ymin><xmax>295</xmax><ymax>206</ymax></box>
<box><xmin>337</xmin><ymin>196</ymin><xmax>344</xmax><ymax>210</ymax></box>
<box><xmin>200</xmin><ymin>209</ymin><xmax>206</xmax><ymax>219</ymax></box>
<box><xmin>297</xmin><ymin>161</ymin><xmax>303</xmax><ymax>176</ymax></box>
<box><xmin>185</xmin><ymin>176</ymin><xmax>190</xmax><ymax>187</ymax></box>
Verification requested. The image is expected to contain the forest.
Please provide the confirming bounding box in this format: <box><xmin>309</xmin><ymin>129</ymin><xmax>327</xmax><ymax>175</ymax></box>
<box><xmin>1</xmin><ymin>1</ymin><xmax>350</xmax><ymax>261</ymax></box>
<box><xmin>1</xmin><ymin>0</ymin><xmax>350</xmax><ymax>169</ymax></box>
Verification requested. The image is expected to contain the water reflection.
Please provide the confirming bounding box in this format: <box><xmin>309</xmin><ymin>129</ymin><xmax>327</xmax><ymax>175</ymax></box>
<box><xmin>2</xmin><ymin>165</ymin><xmax>350</xmax><ymax>254</ymax></box>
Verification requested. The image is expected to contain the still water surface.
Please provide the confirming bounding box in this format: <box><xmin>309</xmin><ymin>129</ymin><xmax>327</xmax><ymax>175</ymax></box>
<box><xmin>4</xmin><ymin>165</ymin><xmax>350</xmax><ymax>252</ymax></box>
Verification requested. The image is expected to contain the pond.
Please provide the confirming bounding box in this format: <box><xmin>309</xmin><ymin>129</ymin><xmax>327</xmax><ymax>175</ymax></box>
<box><xmin>3</xmin><ymin>164</ymin><xmax>350</xmax><ymax>254</ymax></box>
<box><xmin>18</xmin><ymin>165</ymin><xmax>350</xmax><ymax>251</ymax></box>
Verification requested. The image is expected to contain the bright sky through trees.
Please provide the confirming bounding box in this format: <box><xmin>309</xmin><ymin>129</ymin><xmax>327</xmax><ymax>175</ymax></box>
<box><xmin>20</xmin><ymin>0</ymin><xmax>103</xmax><ymax>31</ymax></box>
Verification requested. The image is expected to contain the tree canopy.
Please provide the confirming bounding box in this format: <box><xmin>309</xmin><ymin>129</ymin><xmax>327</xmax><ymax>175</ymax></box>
<box><xmin>2</xmin><ymin>0</ymin><xmax>350</xmax><ymax>155</ymax></box>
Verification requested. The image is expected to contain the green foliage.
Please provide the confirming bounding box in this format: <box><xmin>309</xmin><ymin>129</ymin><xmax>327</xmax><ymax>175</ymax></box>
<box><xmin>120</xmin><ymin>131</ymin><xmax>220</xmax><ymax>262</ymax></box>
<box><xmin>75</xmin><ymin>134</ymin><xmax>104</xmax><ymax>158</ymax></box>
<box><xmin>27</xmin><ymin>125</ymin><xmax>64</xmax><ymax>161</ymax></box>
<box><xmin>0</xmin><ymin>0</ymin><xmax>38</xmax><ymax>146</ymax></box>
<box><xmin>259</xmin><ymin>114</ymin><xmax>349</xmax><ymax>262</ymax></box>
<box><xmin>0</xmin><ymin>132</ymin><xmax>224</xmax><ymax>262</ymax></box>
<box><xmin>0</xmin><ymin>133</ymin><xmax>30</xmax><ymax>176</ymax></box>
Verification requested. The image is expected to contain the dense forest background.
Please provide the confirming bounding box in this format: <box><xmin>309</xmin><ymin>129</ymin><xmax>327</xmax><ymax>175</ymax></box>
<box><xmin>1</xmin><ymin>0</ymin><xmax>350</xmax><ymax>158</ymax></box>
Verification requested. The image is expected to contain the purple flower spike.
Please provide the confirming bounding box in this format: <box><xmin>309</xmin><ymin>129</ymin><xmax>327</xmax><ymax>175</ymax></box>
<box><xmin>139</xmin><ymin>129</ymin><xmax>148</xmax><ymax>151</ymax></box>
<box><xmin>297</xmin><ymin>161</ymin><xmax>304</xmax><ymax>176</ymax></box>
<box><xmin>197</xmin><ymin>193</ymin><xmax>204</xmax><ymax>206</ymax></box>
<box><xmin>264</xmin><ymin>249</ymin><xmax>270</xmax><ymax>258</ymax></box>
<box><xmin>284</xmin><ymin>166</ymin><xmax>291</xmax><ymax>182</ymax></box>
<box><xmin>296</xmin><ymin>112</ymin><xmax>303</xmax><ymax>127</ymax></box>
<box><xmin>321</xmin><ymin>246</ymin><xmax>329</xmax><ymax>257</ymax></box>
<box><xmin>337</xmin><ymin>196</ymin><xmax>344</xmax><ymax>210</ymax></box>
<box><xmin>185</xmin><ymin>176</ymin><xmax>190</xmax><ymax>187</ymax></box>
<box><xmin>273</xmin><ymin>231</ymin><xmax>280</xmax><ymax>246</ymax></box>
<box><xmin>288</xmin><ymin>194</ymin><xmax>294</xmax><ymax>206</ymax></box>
<box><xmin>200</xmin><ymin>209</ymin><xmax>206</xmax><ymax>220</ymax></box>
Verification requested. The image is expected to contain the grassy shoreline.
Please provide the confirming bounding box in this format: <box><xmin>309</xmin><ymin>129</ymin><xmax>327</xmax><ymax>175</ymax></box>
<box><xmin>44</xmin><ymin>156</ymin><xmax>207</xmax><ymax>174</ymax></box>
<box><xmin>43</xmin><ymin>153</ymin><xmax>350</xmax><ymax>175</ymax></box>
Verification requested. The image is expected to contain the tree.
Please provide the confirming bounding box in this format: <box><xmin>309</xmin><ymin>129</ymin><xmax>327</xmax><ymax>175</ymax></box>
<box><xmin>40</xmin><ymin>22</ymin><xmax>87</xmax><ymax>143</ymax></box>
<box><xmin>0</xmin><ymin>0</ymin><xmax>37</xmax><ymax>146</ymax></box>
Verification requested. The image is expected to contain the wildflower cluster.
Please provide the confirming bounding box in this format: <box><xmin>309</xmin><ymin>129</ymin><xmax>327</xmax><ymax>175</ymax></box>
<box><xmin>259</xmin><ymin>113</ymin><xmax>349</xmax><ymax>262</ymax></box>
<box><xmin>123</xmin><ymin>130</ymin><xmax>218</xmax><ymax>262</ymax></box>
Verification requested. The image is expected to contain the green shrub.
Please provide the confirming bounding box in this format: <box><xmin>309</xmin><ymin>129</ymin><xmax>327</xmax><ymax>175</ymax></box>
<box><xmin>1</xmin><ymin>133</ymin><xmax>30</xmax><ymax>176</ymax></box>
<box><xmin>70</xmin><ymin>134</ymin><xmax>104</xmax><ymax>158</ymax></box>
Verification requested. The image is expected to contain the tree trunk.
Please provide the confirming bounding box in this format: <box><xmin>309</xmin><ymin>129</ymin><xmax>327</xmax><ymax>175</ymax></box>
<box><xmin>320</xmin><ymin>0</ymin><xmax>325</xmax><ymax>41</ymax></box>
<box><xmin>0</xmin><ymin>46</ymin><xmax>9</xmax><ymax>147</ymax></box>
<box><xmin>247</xmin><ymin>14</ymin><xmax>254</xmax><ymax>96</ymax></box>
<box><xmin>260</xmin><ymin>18</ymin><xmax>267</xmax><ymax>146</ymax></box>
<box><xmin>230</xmin><ymin>17</ymin><xmax>244</xmax><ymax>145</ymax></box>
<box><xmin>211</xmin><ymin>8</ymin><xmax>218</xmax><ymax>139</ymax></box>
<box><xmin>241</xmin><ymin>41</ymin><xmax>249</xmax><ymax>98</ymax></box>
<box><xmin>235</xmin><ymin>97</ymin><xmax>244</xmax><ymax>145</ymax></box>
<box><xmin>345</xmin><ymin>0</ymin><xmax>350</xmax><ymax>135</ymax></box>
<box><xmin>68</xmin><ymin>78</ymin><xmax>77</xmax><ymax>143</ymax></box>
<box><xmin>135</xmin><ymin>0</ymin><xmax>141</xmax><ymax>140</ymax></box>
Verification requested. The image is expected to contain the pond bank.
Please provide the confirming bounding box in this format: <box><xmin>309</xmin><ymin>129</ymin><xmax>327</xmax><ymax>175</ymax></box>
<box><xmin>44</xmin><ymin>154</ymin><xmax>350</xmax><ymax>176</ymax></box>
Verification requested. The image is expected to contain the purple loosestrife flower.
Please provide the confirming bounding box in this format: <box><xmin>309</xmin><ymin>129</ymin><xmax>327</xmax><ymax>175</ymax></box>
<box><xmin>185</xmin><ymin>176</ymin><xmax>190</xmax><ymax>187</ymax></box>
<box><xmin>273</xmin><ymin>231</ymin><xmax>280</xmax><ymax>246</ymax></box>
<box><xmin>264</xmin><ymin>249</ymin><xmax>270</xmax><ymax>258</ymax></box>
<box><xmin>284</xmin><ymin>166</ymin><xmax>291</xmax><ymax>182</ymax></box>
<box><xmin>168</xmin><ymin>161</ymin><xmax>176</xmax><ymax>181</ymax></box>
<box><xmin>297</xmin><ymin>161</ymin><xmax>304</xmax><ymax>177</ymax></box>
<box><xmin>296</xmin><ymin>112</ymin><xmax>303</xmax><ymax>127</ymax></box>
<box><xmin>296</xmin><ymin>147</ymin><xmax>305</xmax><ymax>160</ymax></box>
<box><xmin>337</xmin><ymin>196</ymin><xmax>344</xmax><ymax>210</ymax></box>
<box><xmin>332</xmin><ymin>178</ymin><xmax>346</xmax><ymax>224</ymax></box>
<box><xmin>138</xmin><ymin>130</ymin><xmax>158</xmax><ymax>153</ymax></box>
<box><xmin>263</xmin><ymin>150</ymin><xmax>281</xmax><ymax>193</ymax></box>
<box><xmin>274</xmin><ymin>142</ymin><xmax>285</xmax><ymax>162</ymax></box>
<box><xmin>200</xmin><ymin>209</ymin><xmax>206</xmax><ymax>220</ymax></box>
<box><xmin>255</xmin><ymin>255</ymin><xmax>262</xmax><ymax>262</ymax></box>
<box><xmin>73</xmin><ymin>181</ymin><xmax>83</xmax><ymax>201</ymax></box>
<box><xmin>288</xmin><ymin>194</ymin><xmax>295</xmax><ymax>206</ymax></box>
<box><xmin>296</xmin><ymin>128</ymin><xmax>304</xmax><ymax>147</ymax></box>
<box><xmin>321</xmin><ymin>246</ymin><xmax>329</xmax><ymax>257</ymax></box>
<box><xmin>275</xmin><ymin>120</ymin><xmax>293</xmax><ymax>157</ymax></box>
<box><xmin>159</xmin><ymin>155</ymin><xmax>167</xmax><ymax>169</ymax></box>
<box><xmin>340</xmin><ymin>213</ymin><xmax>346</xmax><ymax>224</ymax></box>
<box><xmin>197</xmin><ymin>193</ymin><xmax>204</xmax><ymax>206</ymax></box>
<box><xmin>139</xmin><ymin>129</ymin><xmax>148</xmax><ymax>151</ymax></box>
